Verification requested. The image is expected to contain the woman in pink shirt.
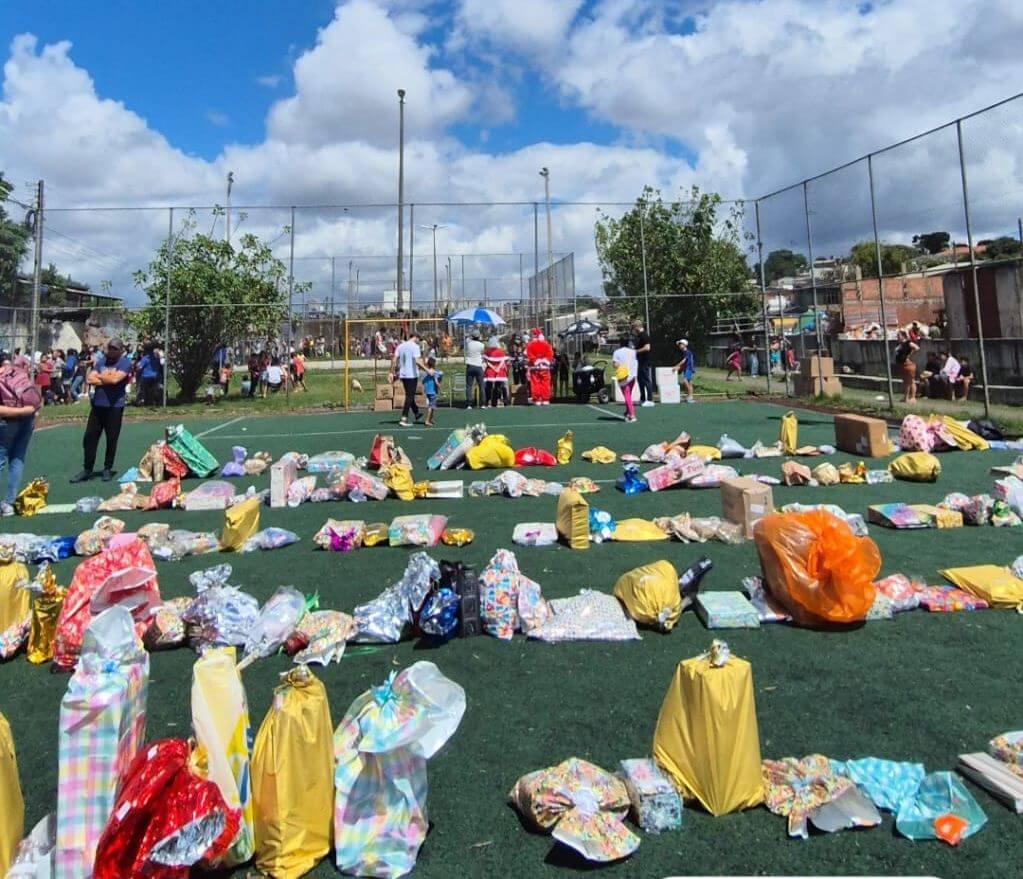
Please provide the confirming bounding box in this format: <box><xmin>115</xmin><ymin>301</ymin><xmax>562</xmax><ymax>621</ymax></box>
<box><xmin>483</xmin><ymin>337</ymin><xmax>509</xmax><ymax>407</ymax></box>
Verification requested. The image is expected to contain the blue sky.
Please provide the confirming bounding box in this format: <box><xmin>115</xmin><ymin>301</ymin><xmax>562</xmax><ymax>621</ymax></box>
<box><xmin>0</xmin><ymin>0</ymin><xmax>659</xmax><ymax>163</ymax></box>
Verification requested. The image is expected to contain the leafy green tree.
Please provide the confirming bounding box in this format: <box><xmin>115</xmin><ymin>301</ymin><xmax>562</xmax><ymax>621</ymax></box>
<box><xmin>849</xmin><ymin>241</ymin><xmax>918</xmax><ymax>278</ymax></box>
<box><xmin>40</xmin><ymin>263</ymin><xmax>90</xmax><ymax>306</ymax></box>
<box><xmin>132</xmin><ymin>214</ymin><xmax>299</xmax><ymax>401</ymax></box>
<box><xmin>912</xmin><ymin>231</ymin><xmax>950</xmax><ymax>254</ymax></box>
<box><xmin>0</xmin><ymin>173</ymin><xmax>30</xmax><ymax>300</ymax></box>
<box><xmin>979</xmin><ymin>236</ymin><xmax>1022</xmax><ymax>260</ymax></box>
<box><xmin>595</xmin><ymin>186</ymin><xmax>755</xmax><ymax>358</ymax></box>
<box><xmin>761</xmin><ymin>248</ymin><xmax>808</xmax><ymax>283</ymax></box>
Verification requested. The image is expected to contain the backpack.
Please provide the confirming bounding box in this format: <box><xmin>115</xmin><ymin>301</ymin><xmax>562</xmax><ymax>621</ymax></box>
<box><xmin>0</xmin><ymin>364</ymin><xmax>42</xmax><ymax>411</ymax></box>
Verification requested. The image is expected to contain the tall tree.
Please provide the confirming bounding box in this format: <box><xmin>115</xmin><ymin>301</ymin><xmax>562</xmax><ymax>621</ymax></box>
<box><xmin>849</xmin><ymin>241</ymin><xmax>918</xmax><ymax>278</ymax></box>
<box><xmin>0</xmin><ymin>173</ymin><xmax>30</xmax><ymax>300</ymax></box>
<box><xmin>761</xmin><ymin>248</ymin><xmax>808</xmax><ymax>283</ymax></box>
<box><xmin>979</xmin><ymin>236</ymin><xmax>1022</xmax><ymax>260</ymax></box>
<box><xmin>912</xmin><ymin>231</ymin><xmax>950</xmax><ymax>254</ymax></box>
<box><xmin>132</xmin><ymin>214</ymin><xmax>297</xmax><ymax>401</ymax></box>
<box><xmin>595</xmin><ymin>186</ymin><xmax>755</xmax><ymax>357</ymax></box>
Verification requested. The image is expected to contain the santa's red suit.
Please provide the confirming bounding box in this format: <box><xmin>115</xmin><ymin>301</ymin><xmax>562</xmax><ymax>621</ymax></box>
<box><xmin>525</xmin><ymin>329</ymin><xmax>554</xmax><ymax>404</ymax></box>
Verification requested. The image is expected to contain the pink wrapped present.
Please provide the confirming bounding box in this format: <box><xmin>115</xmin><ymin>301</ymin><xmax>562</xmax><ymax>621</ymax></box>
<box><xmin>899</xmin><ymin>415</ymin><xmax>932</xmax><ymax>452</ymax></box>
<box><xmin>56</xmin><ymin>607</ymin><xmax>149</xmax><ymax>879</ymax></box>
<box><xmin>346</xmin><ymin>467</ymin><xmax>389</xmax><ymax>501</ymax></box>
<box><xmin>388</xmin><ymin>515</ymin><xmax>447</xmax><ymax>547</ymax></box>
<box><xmin>53</xmin><ymin>539</ymin><xmax>160</xmax><ymax>671</ymax></box>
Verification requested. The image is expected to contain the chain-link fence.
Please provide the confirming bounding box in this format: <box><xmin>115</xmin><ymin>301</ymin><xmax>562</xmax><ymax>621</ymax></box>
<box><xmin>5</xmin><ymin>92</ymin><xmax>1021</xmax><ymax>413</ymax></box>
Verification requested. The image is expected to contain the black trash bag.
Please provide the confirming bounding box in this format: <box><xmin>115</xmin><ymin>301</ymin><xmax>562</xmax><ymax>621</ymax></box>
<box><xmin>968</xmin><ymin>419</ymin><xmax>1004</xmax><ymax>441</ymax></box>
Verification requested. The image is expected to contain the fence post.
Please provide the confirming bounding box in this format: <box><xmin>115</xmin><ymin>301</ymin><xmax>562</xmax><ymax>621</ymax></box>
<box><xmin>956</xmin><ymin>119</ymin><xmax>991</xmax><ymax>419</ymax></box>
<box><xmin>802</xmin><ymin>181</ymin><xmax>824</xmax><ymax>393</ymax></box>
<box><xmin>162</xmin><ymin>207</ymin><xmax>173</xmax><ymax>407</ymax></box>
<box><xmin>867</xmin><ymin>155</ymin><xmax>896</xmax><ymax>410</ymax></box>
<box><xmin>29</xmin><ymin>180</ymin><xmax>43</xmax><ymax>368</ymax></box>
<box><xmin>754</xmin><ymin>200</ymin><xmax>772</xmax><ymax>395</ymax></box>
<box><xmin>408</xmin><ymin>203</ymin><xmax>415</xmax><ymax>307</ymax></box>
<box><xmin>638</xmin><ymin>205</ymin><xmax>651</xmax><ymax>332</ymax></box>
<box><xmin>286</xmin><ymin>206</ymin><xmax>295</xmax><ymax>407</ymax></box>
<box><xmin>329</xmin><ymin>256</ymin><xmax>336</xmax><ymax>370</ymax></box>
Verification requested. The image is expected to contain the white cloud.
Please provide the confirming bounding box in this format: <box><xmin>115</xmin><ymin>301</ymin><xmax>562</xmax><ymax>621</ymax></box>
<box><xmin>455</xmin><ymin>0</ymin><xmax>583</xmax><ymax>55</ymax></box>
<box><xmin>266</xmin><ymin>0</ymin><xmax>473</xmax><ymax>148</ymax></box>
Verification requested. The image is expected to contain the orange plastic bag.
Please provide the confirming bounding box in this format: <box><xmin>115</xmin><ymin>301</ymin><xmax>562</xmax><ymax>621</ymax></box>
<box><xmin>753</xmin><ymin>510</ymin><xmax>880</xmax><ymax>625</ymax></box>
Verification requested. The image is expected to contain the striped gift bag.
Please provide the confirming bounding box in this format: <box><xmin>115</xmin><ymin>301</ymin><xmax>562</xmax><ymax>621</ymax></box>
<box><xmin>55</xmin><ymin>609</ymin><xmax>148</xmax><ymax>879</ymax></box>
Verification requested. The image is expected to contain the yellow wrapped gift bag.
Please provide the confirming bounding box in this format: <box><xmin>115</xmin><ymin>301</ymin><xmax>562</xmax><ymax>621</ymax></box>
<box><xmin>940</xmin><ymin>565</ymin><xmax>1023</xmax><ymax>609</ymax></box>
<box><xmin>465</xmin><ymin>434</ymin><xmax>516</xmax><ymax>470</ymax></box>
<box><xmin>937</xmin><ymin>415</ymin><xmax>989</xmax><ymax>451</ymax></box>
<box><xmin>555</xmin><ymin>430</ymin><xmax>573</xmax><ymax>465</ymax></box>
<box><xmin>13</xmin><ymin>477</ymin><xmax>47</xmax><ymax>517</ymax></box>
<box><xmin>780</xmin><ymin>411</ymin><xmax>798</xmax><ymax>455</ymax></box>
<box><xmin>0</xmin><ymin>712</ymin><xmax>23</xmax><ymax>877</ymax></box>
<box><xmin>191</xmin><ymin>646</ymin><xmax>254</xmax><ymax>866</ymax></box>
<box><xmin>220</xmin><ymin>496</ymin><xmax>261</xmax><ymax>552</ymax></box>
<box><xmin>653</xmin><ymin>641</ymin><xmax>764</xmax><ymax>816</ymax></box>
<box><xmin>556</xmin><ymin>488</ymin><xmax>589</xmax><ymax>550</ymax></box>
<box><xmin>890</xmin><ymin>452</ymin><xmax>941</xmax><ymax>482</ymax></box>
<box><xmin>687</xmin><ymin>445</ymin><xmax>722</xmax><ymax>461</ymax></box>
<box><xmin>252</xmin><ymin>666</ymin><xmax>334</xmax><ymax>879</ymax></box>
<box><xmin>613</xmin><ymin>561</ymin><xmax>681</xmax><ymax>631</ymax></box>
<box><xmin>611</xmin><ymin>518</ymin><xmax>669</xmax><ymax>541</ymax></box>
<box><xmin>27</xmin><ymin>562</ymin><xmax>65</xmax><ymax>664</ymax></box>
<box><xmin>383</xmin><ymin>464</ymin><xmax>416</xmax><ymax>501</ymax></box>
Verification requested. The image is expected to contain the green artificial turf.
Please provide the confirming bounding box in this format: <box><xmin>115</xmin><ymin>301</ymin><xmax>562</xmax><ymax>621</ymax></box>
<box><xmin>2</xmin><ymin>400</ymin><xmax>1021</xmax><ymax>879</ymax></box>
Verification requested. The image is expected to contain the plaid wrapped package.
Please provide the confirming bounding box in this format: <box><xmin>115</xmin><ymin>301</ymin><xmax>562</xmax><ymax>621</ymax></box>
<box><xmin>55</xmin><ymin>607</ymin><xmax>149</xmax><ymax>879</ymax></box>
<box><xmin>334</xmin><ymin>662</ymin><xmax>465</xmax><ymax>879</ymax></box>
<box><xmin>618</xmin><ymin>758</ymin><xmax>682</xmax><ymax>833</ymax></box>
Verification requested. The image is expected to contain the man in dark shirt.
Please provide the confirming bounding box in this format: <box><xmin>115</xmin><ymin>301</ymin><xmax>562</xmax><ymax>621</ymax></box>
<box><xmin>632</xmin><ymin>320</ymin><xmax>654</xmax><ymax>406</ymax></box>
<box><xmin>70</xmin><ymin>337</ymin><xmax>132</xmax><ymax>482</ymax></box>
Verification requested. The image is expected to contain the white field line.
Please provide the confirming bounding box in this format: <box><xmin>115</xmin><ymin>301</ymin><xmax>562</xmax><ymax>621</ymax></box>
<box><xmin>193</xmin><ymin>415</ymin><xmax>247</xmax><ymax>438</ymax></box>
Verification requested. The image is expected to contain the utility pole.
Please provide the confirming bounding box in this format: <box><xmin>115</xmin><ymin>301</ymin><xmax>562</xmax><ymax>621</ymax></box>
<box><xmin>225</xmin><ymin>171</ymin><xmax>234</xmax><ymax>244</ymax></box>
<box><xmin>533</xmin><ymin>203</ymin><xmax>539</xmax><ymax>328</ymax></box>
<box><xmin>29</xmin><ymin>180</ymin><xmax>43</xmax><ymax>366</ymax></box>
<box><xmin>395</xmin><ymin>89</ymin><xmax>406</xmax><ymax>311</ymax></box>
<box><xmin>1018</xmin><ymin>217</ymin><xmax>1022</xmax><ymax>248</ymax></box>
<box><xmin>347</xmin><ymin>260</ymin><xmax>354</xmax><ymax>317</ymax></box>
<box><xmin>408</xmin><ymin>204</ymin><xmax>415</xmax><ymax>308</ymax></box>
<box><xmin>539</xmin><ymin>168</ymin><xmax>554</xmax><ymax>334</ymax></box>
<box><xmin>446</xmin><ymin>257</ymin><xmax>452</xmax><ymax>310</ymax></box>
<box><xmin>419</xmin><ymin>223</ymin><xmax>445</xmax><ymax>311</ymax></box>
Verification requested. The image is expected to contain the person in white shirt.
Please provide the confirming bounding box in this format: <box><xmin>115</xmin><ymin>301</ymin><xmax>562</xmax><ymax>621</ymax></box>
<box><xmin>391</xmin><ymin>332</ymin><xmax>432</xmax><ymax>426</ymax></box>
<box><xmin>464</xmin><ymin>331</ymin><xmax>485</xmax><ymax>408</ymax></box>
<box><xmin>612</xmin><ymin>341</ymin><xmax>639</xmax><ymax>422</ymax></box>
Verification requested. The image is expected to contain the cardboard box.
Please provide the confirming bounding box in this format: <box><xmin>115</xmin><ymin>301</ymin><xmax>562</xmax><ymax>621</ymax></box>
<box><xmin>834</xmin><ymin>413</ymin><xmax>891</xmax><ymax>457</ymax></box>
<box><xmin>799</xmin><ymin>354</ymin><xmax>835</xmax><ymax>378</ymax></box>
<box><xmin>375</xmin><ymin>383</ymin><xmax>394</xmax><ymax>400</ymax></box>
<box><xmin>720</xmin><ymin>476</ymin><xmax>774</xmax><ymax>539</ymax></box>
<box><xmin>270</xmin><ymin>458</ymin><xmax>297</xmax><ymax>508</ymax></box>
<box><xmin>793</xmin><ymin>374</ymin><xmax>842</xmax><ymax>397</ymax></box>
<box><xmin>373</xmin><ymin>398</ymin><xmax>392</xmax><ymax>412</ymax></box>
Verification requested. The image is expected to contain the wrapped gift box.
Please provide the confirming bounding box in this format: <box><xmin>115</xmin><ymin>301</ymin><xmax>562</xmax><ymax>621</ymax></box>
<box><xmin>695</xmin><ymin>592</ymin><xmax>761</xmax><ymax>629</ymax></box>
<box><xmin>618</xmin><ymin>758</ymin><xmax>683</xmax><ymax>833</ymax></box>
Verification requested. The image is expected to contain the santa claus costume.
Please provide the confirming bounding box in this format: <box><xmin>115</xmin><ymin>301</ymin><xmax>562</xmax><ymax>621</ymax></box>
<box><xmin>525</xmin><ymin>328</ymin><xmax>554</xmax><ymax>405</ymax></box>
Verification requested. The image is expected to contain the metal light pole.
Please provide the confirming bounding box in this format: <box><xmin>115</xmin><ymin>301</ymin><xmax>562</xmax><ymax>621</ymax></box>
<box><xmin>395</xmin><ymin>89</ymin><xmax>406</xmax><ymax>312</ymax></box>
<box><xmin>956</xmin><ymin>119</ymin><xmax>991</xmax><ymax>418</ymax></box>
<box><xmin>347</xmin><ymin>260</ymin><xmax>354</xmax><ymax>318</ymax></box>
<box><xmin>330</xmin><ymin>256</ymin><xmax>336</xmax><ymax>369</ymax></box>
<box><xmin>867</xmin><ymin>154</ymin><xmax>896</xmax><ymax>410</ymax></box>
<box><xmin>446</xmin><ymin>257</ymin><xmax>453</xmax><ymax>310</ymax></box>
<box><xmin>286</xmin><ymin>206</ymin><xmax>295</xmax><ymax>405</ymax></box>
<box><xmin>533</xmin><ymin>203</ymin><xmax>539</xmax><ymax>327</ymax></box>
<box><xmin>225</xmin><ymin>171</ymin><xmax>234</xmax><ymax>244</ymax></box>
<box><xmin>638</xmin><ymin>203</ymin><xmax>651</xmax><ymax>332</ymax></box>
<box><xmin>754</xmin><ymin>200</ymin><xmax>772</xmax><ymax>395</ymax></box>
<box><xmin>802</xmin><ymin>181</ymin><xmax>825</xmax><ymax>391</ymax></box>
<box><xmin>29</xmin><ymin>180</ymin><xmax>43</xmax><ymax>367</ymax></box>
<box><xmin>419</xmin><ymin>224</ymin><xmax>445</xmax><ymax>311</ymax></box>
<box><xmin>408</xmin><ymin>204</ymin><xmax>414</xmax><ymax>308</ymax></box>
<box><xmin>163</xmin><ymin>206</ymin><xmax>173</xmax><ymax>407</ymax></box>
<box><xmin>539</xmin><ymin>168</ymin><xmax>554</xmax><ymax>335</ymax></box>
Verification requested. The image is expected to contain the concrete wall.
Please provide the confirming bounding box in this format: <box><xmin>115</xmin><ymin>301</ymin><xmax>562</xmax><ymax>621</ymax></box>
<box><xmin>834</xmin><ymin>337</ymin><xmax>1023</xmax><ymax>386</ymax></box>
<box><xmin>841</xmin><ymin>274</ymin><xmax>945</xmax><ymax>328</ymax></box>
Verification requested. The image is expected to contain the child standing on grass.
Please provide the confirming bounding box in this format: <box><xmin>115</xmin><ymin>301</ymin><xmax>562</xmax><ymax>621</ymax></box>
<box><xmin>421</xmin><ymin>356</ymin><xmax>443</xmax><ymax>427</ymax></box>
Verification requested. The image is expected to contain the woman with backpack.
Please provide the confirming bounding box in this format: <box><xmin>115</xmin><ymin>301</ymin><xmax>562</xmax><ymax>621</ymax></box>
<box><xmin>0</xmin><ymin>355</ymin><xmax>42</xmax><ymax>516</ymax></box>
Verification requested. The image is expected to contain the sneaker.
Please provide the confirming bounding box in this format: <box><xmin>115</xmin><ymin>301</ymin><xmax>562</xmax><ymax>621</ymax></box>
<box><xmin>70</xmin><ymin>470</ymin><xmax>94</xmax><ymax>483</ymax></box>
<box><xmin>466</xmin><ymin>405</ymin><xmax>473</xmax><ymax>410</ymax></box>
<box><xmin>686</xmin><ymin>396</ymin><xmax>696</xmax><ymax>404</ymax></box>
<box><xmin>398</xmin><ymin>419</ymin><xmax>410</xmax><ymax>427</ymax></box>
<box><xmin>625</xmin><ymin>415</ymin><xmax>637</xmax><ymax>423</ymax></box>
<box><xmin>102</xmin><ymin>468</ymin><xmax>115</xmax><ymax>482</ymax></box>
<box><xmin>0</xmin><ymin>502</ymin><xmax>14</xmax><ymax>517</ymax></box>
<box><xmin>641</xmin><ymin>400</ymin><xmax>655</xmax><ymax>407</ymax></box>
